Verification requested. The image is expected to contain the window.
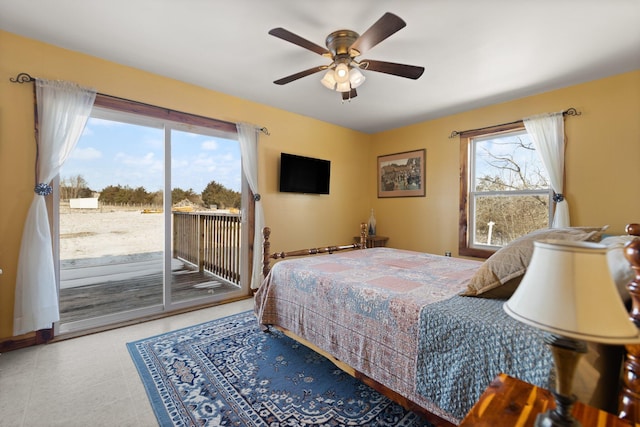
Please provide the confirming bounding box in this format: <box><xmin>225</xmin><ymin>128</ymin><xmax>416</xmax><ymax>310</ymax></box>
<box><xmin>459</xmin><ymin>122</ymin><xmax>551</xmax><ymax>258</ymax></box>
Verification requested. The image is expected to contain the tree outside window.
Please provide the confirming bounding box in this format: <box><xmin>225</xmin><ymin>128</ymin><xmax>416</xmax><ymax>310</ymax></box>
<box><xmin>459</xmin><ymin>123</ymin><xmax>551</xmax><ymax>258</ymax></box>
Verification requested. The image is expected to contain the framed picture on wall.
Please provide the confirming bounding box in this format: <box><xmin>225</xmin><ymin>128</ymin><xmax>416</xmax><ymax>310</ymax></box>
<box><xmin>377</xmin><ymin>149</ymin><xmax>426</xmax><ymax>198</ymax></box>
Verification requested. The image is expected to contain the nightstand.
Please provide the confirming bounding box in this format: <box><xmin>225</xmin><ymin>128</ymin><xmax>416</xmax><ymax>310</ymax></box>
<box><xmin>354</xmin><ymin>235</ymin><xmax>388</xmax><ymax>248</ymax></box>
<box><xmin>459</xmin><ymin>373</ymin><xmax>636</xmax><ymax>427</ymax></box>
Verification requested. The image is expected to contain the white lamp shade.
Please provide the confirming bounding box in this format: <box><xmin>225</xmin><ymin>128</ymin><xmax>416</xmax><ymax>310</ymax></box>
<box><xmin>349</xmin><ymin>67</ymin><xmax>366</xmax><ymax>88</ymax></box>
<box><xmin>320</xmin><ymin>70</ymin><xmax>336</xmax><ymax>90</ymax></box>
<box><xmin>504</xmin><ymin>239</ymin><xmax>640</xmax><ymax>345</ymax></box>
<box><xmin>334</xmin><ymin>63</ymin><xmax>350</xmax><ymax>83</ymax></box>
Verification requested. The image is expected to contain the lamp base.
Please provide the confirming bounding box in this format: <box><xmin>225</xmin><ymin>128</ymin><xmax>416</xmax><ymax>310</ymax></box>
<box><xmin>536</xmin><ymin>335</ymin><xmax>587</xmax><ymax>427</ymax></box>
<box><xmin>535</xmin><ymin>392</ymin><xmax>581</xmax><ymax>427</ymax></box>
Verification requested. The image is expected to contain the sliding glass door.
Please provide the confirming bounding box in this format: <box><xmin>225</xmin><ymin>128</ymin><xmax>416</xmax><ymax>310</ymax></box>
<box><xmin>55</xmin><ymin>106</ymin><xmax>248</xmax><ymax>335</ymax></box>
<box><xmin>57</xmin><ymin>112</ymin><xmax>165</xmax><ymax>331</ymax></box>
<box><xmin>169</xmin><ymin>128</ymin><xmax>244</xmax><ymax>305</ymax></box>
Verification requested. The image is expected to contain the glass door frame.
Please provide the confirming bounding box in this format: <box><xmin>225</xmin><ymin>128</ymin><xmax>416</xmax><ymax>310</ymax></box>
<box><xmin>162</xmin><ymin>123</ymin><xmax>250</xmax><ymax>312</ymax></box>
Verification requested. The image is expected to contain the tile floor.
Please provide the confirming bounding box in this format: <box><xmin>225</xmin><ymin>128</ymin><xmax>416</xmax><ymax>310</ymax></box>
<box><xmin>0</xmin><ymin>298</ymin><xmax>255</xmax><ymax>427</ymax></box>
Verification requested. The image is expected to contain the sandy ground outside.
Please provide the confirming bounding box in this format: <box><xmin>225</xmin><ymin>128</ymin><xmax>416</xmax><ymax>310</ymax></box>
<box><xmin>59</xmin><ymin>206</ymin><xmax>164</xmax><ymax>265</ymax></box>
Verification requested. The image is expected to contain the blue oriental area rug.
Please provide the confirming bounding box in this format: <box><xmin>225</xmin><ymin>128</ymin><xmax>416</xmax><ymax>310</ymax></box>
<box><xmin>127</xmin><ymin>311</ymin><xmax>430</xmax><ymax>426</ymax></box>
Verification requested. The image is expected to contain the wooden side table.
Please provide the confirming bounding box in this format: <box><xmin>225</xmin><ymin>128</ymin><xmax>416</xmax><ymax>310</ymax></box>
<box><xmin>459</xmin><ymin>373</ymin><xmax>637</xmax><ymax>427</ymax></box>
<box><xmin>354</xmin><ymin>235</ymin><xmax>388</xmax><ymax>248</ymax></box>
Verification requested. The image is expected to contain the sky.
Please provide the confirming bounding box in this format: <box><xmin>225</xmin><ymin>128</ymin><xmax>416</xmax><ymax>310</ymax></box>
<box><xmin>62</xmin><ymin>117</ymin><xmax>241</xmax><ymax>194</ymax></box>
<box><xmin>473</xmin><ymin>131</ymin><xmax>548</xmax><ymax>188</ymax></box>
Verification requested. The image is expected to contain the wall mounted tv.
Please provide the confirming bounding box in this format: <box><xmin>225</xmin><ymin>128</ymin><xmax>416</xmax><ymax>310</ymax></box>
<box><xmin>279</xmin><ymin>152</ymin><xmax>331</xmax><ymax>194</ymax></box>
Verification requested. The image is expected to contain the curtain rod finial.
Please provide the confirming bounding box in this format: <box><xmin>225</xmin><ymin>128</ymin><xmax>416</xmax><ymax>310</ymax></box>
<box><xmin>9</xmin><ymin>72</ymin><xmax>35</xmax><ymax>83</ymax></box>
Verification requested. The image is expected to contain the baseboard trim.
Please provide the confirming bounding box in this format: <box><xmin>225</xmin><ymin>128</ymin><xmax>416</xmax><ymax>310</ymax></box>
<box><xmin>0</xmin><ymin>328</ymin><xmax>53</xmax><ymax>352</ymax></box>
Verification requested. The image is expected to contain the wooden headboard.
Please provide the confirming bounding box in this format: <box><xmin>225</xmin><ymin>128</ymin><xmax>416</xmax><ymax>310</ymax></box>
<box><xmin>619</xmin><ymin>223</ymin><xmax>640</xmax><ymax>423</ymax></box>
<box><xmin>262</xmin><ymin>223</ymin><xmax>368</xmax><ymax>278</ymax></box>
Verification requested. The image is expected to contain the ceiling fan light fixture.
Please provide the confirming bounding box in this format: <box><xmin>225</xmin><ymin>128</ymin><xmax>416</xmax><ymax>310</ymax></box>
<box><xmin>334</xmin><ymin>63</ymin><xmax>350</xmax><ymax>83</ymax></box>
<box><xmin>335</xmin><ymin>80</ymin><xmax>351</xmax><ymax>92</ymax></box>
<box><xmin>349</xmin><ymin>67</ymin><xmax>366</xmax><ymax>88</ymax></box>
<box><xmin>320</xmin><ymin>69</ymin><xmax>337</xmax><ymax>90</ymax></box>
<box><xmin>270</xmin><ymin>13</ymin><xmax>423</xmax><ymax>99</ymax></box>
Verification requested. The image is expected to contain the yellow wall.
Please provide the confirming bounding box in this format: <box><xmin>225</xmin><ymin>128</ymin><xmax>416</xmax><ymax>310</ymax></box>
<box><xmin>370</xmin><ymin>70</ymin><xmax>640</xmax><ymax>254</ymax></box>
<box><xmin>1</xmin><ymin>29</ymin><xmax>639</xmax><ymax>341</ymax></box>
<box><xmin>0</xmin><ymin>31</ymin><xmax>371</xmax><ymax>339</ymax></box>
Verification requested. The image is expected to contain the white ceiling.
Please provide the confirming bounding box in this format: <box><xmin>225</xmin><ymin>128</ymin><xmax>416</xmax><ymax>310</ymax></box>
<box><xmin>1</xmin><ymin>1</ymin><xmax>639</xmax><ymax>134</ymax></box>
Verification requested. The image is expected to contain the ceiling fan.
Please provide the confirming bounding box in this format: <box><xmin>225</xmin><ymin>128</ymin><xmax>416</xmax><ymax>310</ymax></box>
<box><xmin>269</xmin><ymin>12</ymin><xmax>425</xmax><ymax>101</ymax></box>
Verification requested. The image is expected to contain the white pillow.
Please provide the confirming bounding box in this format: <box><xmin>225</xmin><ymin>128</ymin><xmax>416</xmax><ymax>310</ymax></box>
<box><xmin>462</xmin><ymin>226</ymin><xmax>607</xmax><ymax>298</ymax></box>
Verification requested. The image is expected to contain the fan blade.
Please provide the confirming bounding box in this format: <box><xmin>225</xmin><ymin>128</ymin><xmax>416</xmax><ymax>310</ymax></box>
<box><xmin>269</xmin><ymin>27</ymin><xmax>330</xmax><ymax>56</ymax></box>
<box><xmin>274</xmin><ymin>66</ymin><xmax>328</xmax><ymax>85</ymax></box>
<box><xmin>341</xmin><ymin>88</ymin><xmax>357</xmax><ymax>100</ymax></box>
<box><xmin>349</xmin><ymin>12</ymin><xmax>406</xmax><ymax>56</ymax></box>
<box><xmin>360</xmin><ymin>59</ymin><xmax>424</xmax><ymax>79</ymax></box>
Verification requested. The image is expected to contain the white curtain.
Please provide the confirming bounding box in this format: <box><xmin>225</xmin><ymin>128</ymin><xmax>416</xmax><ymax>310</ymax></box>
<box><xmin>237</xmin><ymin>122</ymin><xmax>265</xmax><ymax>290</ymax></box>
<box><xmin>14</xmin><ymin>79</ymin><xmax>96</xmax><ymax>335</ymax></box>
<box><xmin>523</xmin><ymin>111</ymin><xmax>569</xmax><ymax>228</ymax></box>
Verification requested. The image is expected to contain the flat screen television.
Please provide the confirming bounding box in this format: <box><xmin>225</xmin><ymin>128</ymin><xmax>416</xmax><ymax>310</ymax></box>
<box><xmin>279</xmin><ymin>152</ymin><xmax>331</xmax><ymax>194</ymax></box>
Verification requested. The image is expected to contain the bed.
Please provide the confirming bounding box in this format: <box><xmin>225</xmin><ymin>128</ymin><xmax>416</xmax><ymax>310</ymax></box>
<box><xmin>254</xmin><ymin>224</ymin><xmax>635</xmax><ymax>425</ymax></box>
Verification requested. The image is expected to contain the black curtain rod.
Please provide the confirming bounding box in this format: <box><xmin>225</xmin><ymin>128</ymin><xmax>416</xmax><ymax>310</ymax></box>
<box><xmin>9</xmin><ymin>72</ymin><xmax>271</xmax><ymax>136</ymax></box>
<box><xmin>448</xmin><ymin>107</ymin><xmax>581</xmax><ymax>139</ymax></box>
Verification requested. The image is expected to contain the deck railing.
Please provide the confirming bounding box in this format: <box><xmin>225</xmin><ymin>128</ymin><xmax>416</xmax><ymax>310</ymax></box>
<box><xmin>172</xmin><ymin>211</ymin><xmax>242</xmax><ymax>286</ymax></box>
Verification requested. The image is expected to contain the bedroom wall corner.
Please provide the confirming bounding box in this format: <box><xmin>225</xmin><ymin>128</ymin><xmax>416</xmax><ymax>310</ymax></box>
<box><xmin>369</xmin><ymin>70</ymin><xmax>640</xmax><ymax>256</ymax></box>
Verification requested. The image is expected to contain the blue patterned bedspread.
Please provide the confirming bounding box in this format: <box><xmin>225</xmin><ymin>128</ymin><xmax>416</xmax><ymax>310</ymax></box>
<box><xmin>255</xmin><ymin>247</ymin><xmax>484</xmax><ymax>423</ymax></box>
<box><xmin>416</xmin><ymin>296</ymin><xmax>553</xmax><ymax>419</ymax></box>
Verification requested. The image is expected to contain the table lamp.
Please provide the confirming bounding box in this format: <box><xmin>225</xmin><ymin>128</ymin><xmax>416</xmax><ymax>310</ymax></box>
<box><xmin>504</xmin><ymin>239</ymin><xmax>640</xmax><ymax>427</ymax></box>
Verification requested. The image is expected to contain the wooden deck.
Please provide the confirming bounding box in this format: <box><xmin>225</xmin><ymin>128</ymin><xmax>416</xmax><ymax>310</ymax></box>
<box><xmin>59</xmin><ymin>263</ymin><xmax>240</xmax><ymax>324</ymax></box>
